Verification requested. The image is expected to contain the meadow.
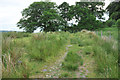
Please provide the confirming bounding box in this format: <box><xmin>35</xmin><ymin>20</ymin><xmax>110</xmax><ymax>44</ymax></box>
<box><xmin>1</xmin><ymin>27</ymin><xmax>118</xmax><ymax>78</ymax></box>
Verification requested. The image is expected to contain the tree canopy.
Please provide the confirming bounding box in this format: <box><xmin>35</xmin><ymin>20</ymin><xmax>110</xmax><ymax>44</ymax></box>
<box><xmin>17</xmin><ymin>1</ymin><xmax>62</xmax><ymax>32</ymax></box>
<box><xmin>17</xmin><ymin>1</ymin><xmax>105</xmax><ymax>33</ymax></box>
<box><xmin>58</xmin><ymin>2</ymin><xmax>71</xmax><ymax>31</ymax></box>
<box><xmin>68</xmin><ymin>2</ymin><xmax>105</xmax><ymax>31</ymax></box>
<box><xmin>106</xmin><ymin>1</ymin><xmax>120</xmax><ymax>20</ymax></box>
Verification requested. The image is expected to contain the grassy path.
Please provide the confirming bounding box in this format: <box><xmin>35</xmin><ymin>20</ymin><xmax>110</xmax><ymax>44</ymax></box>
<box><xmin>43</xmin><ymin>45</ymin><xmax>73</xmax><ymax>78</ymax></box>
<box><xmin>30</xmin><ymin>44</ymin><xmax>72</xmax><ymax>78</ymax></box>
<box><xmin>68</xmin><ymin>44</ymin><xmax>97</xmax><ymax>78</ymax></box>
<box><xmin>77</xmin><ymin>55</ymin><xmax>96</xmax><ymax>78</ymax></box>
<box><xmin>76</xmin><ymin>55</ymin><xmax>96</xmax><ymax>78</ymax></box>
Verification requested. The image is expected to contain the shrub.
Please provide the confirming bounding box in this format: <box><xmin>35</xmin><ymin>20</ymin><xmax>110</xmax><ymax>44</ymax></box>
<box><xmin>106</xmin><ymin>19</ymin><xmax>116</xmax><ymax>27</ymax></box>
<box><xmin>116</xmin><ymin>19</ymin><xmax>120</xmax><ymax>27</ymax></box>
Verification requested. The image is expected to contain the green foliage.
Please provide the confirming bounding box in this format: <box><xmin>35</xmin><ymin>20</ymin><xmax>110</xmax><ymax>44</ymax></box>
<box><xmin>106</xmin><ymin>19</ymin><xmax>116</xmax><ymax>27</ymax></box>
<box><xmin>106</xmin><ymin>1</ymin><xmax>120</xmax><ymax>20</ymax></box>
<box><xmin>69</xmin><ymin>2</ymin><xmax>105</xmax><ymax>31</ymax></box>
<box><xmin>111</xmin><ymin>25</ymin><xmax>117</xmax><ymax>27</ymax></box>
<box><xmin>17</xmin><ymin>1</ymin><xmax>62</xmax><ymax>32</ymax></box>
<box><xmin>62</xmin><ymin>51</ymin><xmax>83</xmax><ymax>71</ymax></box>
<box><xmin>110</xmin><ymin>12</ymin><xmax>120</xmax><ymax>20</ymax></box>
<box><xmin>58</xmin><ymin>2</ymin><xmax>71</xmax><ymax>31</ymax></box>
<box><xmin>116</xmin><ymin>19</ymin><xmax>120</xmax><ymax>27</ymax></box>
<box><xmin>75</xmin><ymin>2</ymin><xmax>105</xmax><ymax>19</ymax></box>
<box><xmin>18</xmin><ymin>1</ymin><xmax>105</xmax><ymax>32</ymax></box>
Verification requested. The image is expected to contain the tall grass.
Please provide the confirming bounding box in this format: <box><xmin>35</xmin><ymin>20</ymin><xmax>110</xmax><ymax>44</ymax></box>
<box><xmin>2</xmin><ymin>32</ymin><xmax>69</xmax><ymax>78</ymax></box>
<box><xmin>96</xmin><ymin>27</ymin><xmax>118</xmax><ymax>40</ymax></box>
<box><xmin>27</xmin><ymin>32</ymin><xmax>68</xmax><ymax>61</ymax></box>
<box><xmin>2</xmin><ymin>35</ymin><xmax>30</xmax><ymax>78</ymax></box>
<box><xmin>62</xmin><ymin>51</ymin><xmax>83</xmax><ymax>71</ymax></box>
<box><xmin>2</xmin><ymin>32</ymin><xmax>30</xmax><ymax>38</ymax></box>
<box><xmin>70</xmin><ymin>29</ymin><xmax>118</xmax><ymax>78</ymax></box>
<box><xmin>92</xmin><ymin>37</ymin><xmax>118</xmax><ymax>78</ymax></box>
<box><xmin>2</xmin><ymin>28</ymin><xmax>118</xmax><ymax>78</ymax></box>
<box><xmin>79</xmin><ymin>29</ymin><xmax>118</xmax><ymax>78</ymax></box>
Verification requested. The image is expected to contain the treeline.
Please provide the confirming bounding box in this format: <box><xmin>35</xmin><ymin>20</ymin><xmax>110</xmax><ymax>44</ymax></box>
<box><xmin>17</xmin><ymin>1</ymin><xmax>120</xmax><ymax>33</ymax></box>
<box><xmin>105</xmin><ymin>1</ymin><xmax>120</xmax><ymax>28</ymax></box>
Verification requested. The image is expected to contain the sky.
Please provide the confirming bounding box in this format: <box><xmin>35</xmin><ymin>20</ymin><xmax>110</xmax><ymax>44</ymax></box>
<box><xmin>0</xmin><ymin>0</ymin><xmax>112</xmax><ymax>32</ymax></box>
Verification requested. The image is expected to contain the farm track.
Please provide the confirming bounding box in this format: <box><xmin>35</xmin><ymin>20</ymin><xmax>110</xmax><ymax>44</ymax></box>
<box><xmin>43</xmin><ymin>45</ymin><xmax>73</xmax><ymax>78</ymax></box>
<box><xmin>30</xmin><ymin>45</ymin><xmax>72</xmax><ymax>78</ymax></box>
<box><xmin>30</xmin><ymin>44</ymin><xmax>97</xmax><ymax>78</ymax></box>
<box><xmin>76</xmin><ymin>50</ymin><xmax>96</xmax><ymax>78</ymax></box>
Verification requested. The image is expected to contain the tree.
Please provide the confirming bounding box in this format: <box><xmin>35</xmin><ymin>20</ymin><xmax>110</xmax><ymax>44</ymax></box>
<box><xmin>106</xmin><ymin>1</ymin><xmax>120</xmax><ymax>20</ymax></box>
<box><xmin>70</xmin><ymin>2</ymin><xmax>105</xmax><ymax>31</ymax></box>
<box><xmin>17</xmin><ymin>1</ymin><xmax>62</xmax><ymax>32</ymax></box>
<box><xmin>58</xmin><ymin>2</ymin><xmax>71</xmax><ymax>31</ymax></box>
<box><xmin>75</xmin><ymin>2</ymin><xmax>105</xmax><ymax>19</ymax></box>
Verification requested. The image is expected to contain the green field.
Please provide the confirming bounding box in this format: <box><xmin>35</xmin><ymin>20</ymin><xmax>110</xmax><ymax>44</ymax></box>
<box><xmin>2</xmin><ymin>27</ymin><xmax>118</xmax><ymax>78</ymax></box>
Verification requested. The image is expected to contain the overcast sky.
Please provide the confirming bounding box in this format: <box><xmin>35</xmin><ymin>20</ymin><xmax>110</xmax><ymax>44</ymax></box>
<box><xmin>0</xmin><ymin>0</ymin><xmax>111</xmax><ymax>32</ymax></box>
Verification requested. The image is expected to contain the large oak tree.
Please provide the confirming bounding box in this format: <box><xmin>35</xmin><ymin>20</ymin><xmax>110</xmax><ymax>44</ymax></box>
<box><xmin>17</xmin><ymin>1</ymin><xmax>62</xmax><ymax>32</ymax></box>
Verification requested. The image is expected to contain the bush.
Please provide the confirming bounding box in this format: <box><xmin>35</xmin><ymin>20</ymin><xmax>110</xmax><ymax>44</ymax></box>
<box><xmin>106</xmin><ymin>19</ymin><xmax>116</xmax><ymax>27</ymax></box>
<box><xmin>116</xmin><ymin>19</ymin><xmax>120</xmax><ymax>27</ymax></box>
